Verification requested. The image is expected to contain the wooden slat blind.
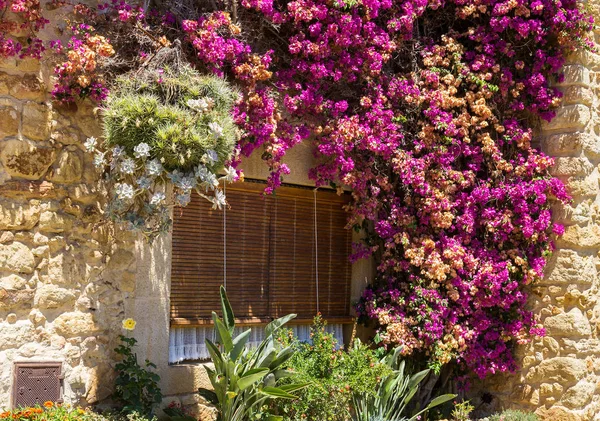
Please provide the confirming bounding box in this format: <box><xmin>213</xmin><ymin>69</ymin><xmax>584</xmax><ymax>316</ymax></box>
<box><xmin>170</xmin><ymin>181</ymin><xmax>352</xmax><ymax>326</ymax></box>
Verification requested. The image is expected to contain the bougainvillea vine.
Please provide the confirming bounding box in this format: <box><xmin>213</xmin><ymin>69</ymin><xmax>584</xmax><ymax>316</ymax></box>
<box><xmin>179</xmin><ymin>0</ymin><xmax>590</xmax><ymax>378</ymax></box>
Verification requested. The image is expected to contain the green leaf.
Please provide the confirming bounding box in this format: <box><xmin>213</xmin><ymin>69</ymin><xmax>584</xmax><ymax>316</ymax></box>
<box><xmin>261</xmin><ymin>387</ymin><xmax>299</xmax><ymax>399</ymax></box>
<box><xmin>231</xmin><ymin>329</ymin><xmax>251</xmax><ymax>362</ymax></box>
<box><xmin>220</xmin><ymin>285</ymin><xmax>235</xmax><ymax>333</ymax></box>
<box><xmin>238</xmin><ymin>368</ymin><xmax>270</xmax><ymax>390</ymax></box>
<box><xmin>265</xmin><ymin>314</ymin><xmax>296</xmax><ymax>337</ymax></box>
<box><xmin>266</xmin><ymin>417</ymin><xmax>283</xmax><ymax>421</ymax></box>
<box><xmin>278</xmin><ymin>383</ymin><xmax>311</xmax><ymax>393</ymax></box>
<box><xmin>198</xmin><ymin>388</ymin><xmax>219</xmax><ymax>405</ymax></box>
<box><xmin>213</xmin><ymin>313</ymin><xmax>234</xmax><ymax>352</ymax></box>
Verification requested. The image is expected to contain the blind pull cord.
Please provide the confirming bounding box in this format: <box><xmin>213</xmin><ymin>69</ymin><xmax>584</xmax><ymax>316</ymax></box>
<box><xmin>313</xmin><ymin>188</ymin><xmax>319</xmax><ymax>314</ymax></box>
<box><xmin>223</xmin><ymin>182</ymin><xmax>227</xmax><ymax>290</ymax></box>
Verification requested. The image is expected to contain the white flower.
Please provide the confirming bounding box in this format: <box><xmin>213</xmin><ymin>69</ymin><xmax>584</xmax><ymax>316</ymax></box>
<box><xmin>150</xmin><ymin>192</ymin><xmax>166</xmax><ymax>205</ymax></box>
<box><xmin>112</xmin><ymin>145</ymin><xmax>125</xmax><ymax>158</ymax></box>
<box><xmin>115</xmin><ymin>183</ymin><xmax>135</xmax><ymax>200</ymax></box>
<box><xmin>176</xmin><ymin>192</ymin><xmax>191</xmax><ymax>206</ymax></box>
<box><xmin>187</xmin><ymin>98</ymin><xmax>209</xmax><ymax>113</ymax></box>
<box><xmin>208</xmin><ymin>122</ymin><xmax>224</xmax><ymax>138</ymax></box>
<box><xmin>136</xmin><ymin>176</ymin><xmax>152</xmax><ymax>189</ymax></box>
<box><xmin>120</xmin><ymin>157</ymin><xmax>136</xmax><ymax>175</ymax></box>
<box><xmin>84</xmin><ymin>137</ymin><xmax>98</xmax><ymax>152</ymax></box>
<box><xmin>220</xmin><ymin>166</ymin><xmax>237</xmax><ymax>183</ymax></box>
<box><xmin>133</xmin><ymin>142</ymin><xmax>151</xmax><ymax>159</ymax></box>
<box><xmin>195</xmin><ymin>164</ymin><xmax>209</xmax><ymax>181</ymax></box>
<box><xmin>204</xmin><ymin>173</ymin><xmax>219</xmax><ymax>190</ymax></box>
<box><xmin>201</xmin><ymin>149</ymin><xmax>219</xmax><ymax>165</ymax></box>
<box><xmin>146</xmin><ymin>159</ymin><xmax>163</xmax><ymax>177</ymax></box>
<box><xmin>177</xmin><ymin>176</ymin><xmax>196</xmax><ymax>192</ymax></box>
<box><xmin>211</xmin><ymin>189</ymin><xmax>226</xmax><ymax>210</ymax></box>
<box><xmin>93</xmin><ymin>152</ymin><xmax>106</xmax><ymax>168</ymax></box>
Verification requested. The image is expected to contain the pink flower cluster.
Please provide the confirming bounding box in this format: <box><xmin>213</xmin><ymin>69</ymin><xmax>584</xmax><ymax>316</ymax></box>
<box><xmin>186</xmin><ymin>0</ymin><xmax>590</xmax><ymax>378</ymax></box>
<box><xmin>0</xmin><ymin>0</ymin><xmax>49</xmax><ymax>59</ymax></box>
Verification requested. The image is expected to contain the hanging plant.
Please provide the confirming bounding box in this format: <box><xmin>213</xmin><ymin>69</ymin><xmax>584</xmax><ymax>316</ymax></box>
<box><xmin>86</xmin><ymin>50</ymin><xmax>240</xmax><ymax>238</ymax></box>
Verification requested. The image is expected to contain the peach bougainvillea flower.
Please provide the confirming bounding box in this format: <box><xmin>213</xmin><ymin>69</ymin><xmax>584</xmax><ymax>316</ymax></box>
<box><xmin>122</xmin><ymin>318</ymin><xmax>136</xmax><ymax>330</ymax></box>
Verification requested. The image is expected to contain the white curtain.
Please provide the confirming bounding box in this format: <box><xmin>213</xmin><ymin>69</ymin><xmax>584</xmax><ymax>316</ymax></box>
<box><xmin>169</xmin><ymin>324</ymin><xmax>344</xmax><ymax>364</ymax></box>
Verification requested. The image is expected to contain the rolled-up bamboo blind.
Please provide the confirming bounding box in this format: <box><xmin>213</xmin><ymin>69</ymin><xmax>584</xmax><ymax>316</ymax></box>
<box><xmin>170</xmin><ymin>180</ymin><xmax>352</xmax><ymax>326</ymax></box>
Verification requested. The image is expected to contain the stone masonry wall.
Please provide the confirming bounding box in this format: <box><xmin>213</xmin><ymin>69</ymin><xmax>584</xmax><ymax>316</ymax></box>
<box><xmin>482</xmin><ymin>4</ymin><xmax>600</xmax><ymax>420</ymax></box>
<box><xmin>0</xmin><ymin>39</ymin><xmax>139</xmax><ymax>407</ymax></box>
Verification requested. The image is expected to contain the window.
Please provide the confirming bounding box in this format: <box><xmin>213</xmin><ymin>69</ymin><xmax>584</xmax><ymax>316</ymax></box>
<box><xmin>168</xmin><ymin>181</ymin><xmax>353</xmax><ymax>363</ymax></box>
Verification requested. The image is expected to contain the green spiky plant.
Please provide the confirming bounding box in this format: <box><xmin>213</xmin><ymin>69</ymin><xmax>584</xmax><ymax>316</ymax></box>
<box><xmin>199</xmin><ymin>286</ymin><xmax>309</xmax><ymax>421</ymax></box>
<box><xmin>102</xmin><ymin>65</ymin><xmax>239</xmax><ymax>172</ymax></box>
<box><xmin>352</xmin><ymin>347</ymin><xmax>456</xmax><ymax>421</ymax></box>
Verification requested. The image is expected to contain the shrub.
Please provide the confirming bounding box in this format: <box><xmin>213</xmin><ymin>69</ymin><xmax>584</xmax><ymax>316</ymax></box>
<box><xmin>199</xmin><ymin>286</ymin><xmax>308</xmax><ymax>421</ymax></box>
<box><xmin>114</xmin><ymin>319</ymin><xmax>162</xmax><ymax>416</ymax></box>
<box><xmin>86</xmin><ymin>60</ymin><xmax>240</xmax><ymax>238</ymax></box>
<box><xmin>488</xmin><ymin>410</ymin><xmax>539</xmax><ymax>421</ymax></box>
<box><xmin>267</xmin><ymin>315</ymin><xmax>392</xmax><ymax>421</ymax></box>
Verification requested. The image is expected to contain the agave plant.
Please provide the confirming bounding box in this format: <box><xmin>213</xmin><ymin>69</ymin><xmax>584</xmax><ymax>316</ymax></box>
<box><xmin>352</xmin><ymin>347</ymin><xmax>456</xmax><ymax>421</ymax></box>
<box><xmin>199</xmin><ymin>286</ymin><xmax>309</xmax><ymax>421</ymax></box>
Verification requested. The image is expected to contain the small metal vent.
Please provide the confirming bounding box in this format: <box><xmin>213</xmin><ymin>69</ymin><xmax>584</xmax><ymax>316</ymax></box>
<box><xmin>12</xmin><ymin>362</ymin><xmax>64</xmax><ymax>408</ymax></box>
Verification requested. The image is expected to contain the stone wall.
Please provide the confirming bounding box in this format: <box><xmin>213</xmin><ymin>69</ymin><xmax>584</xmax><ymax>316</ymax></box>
<box><xmin>0</xmin><ymin>50</ymin><xmax>139</xmax><ymax>406</ymax></box>
<box><xmin>481</xmin><ymin>6</ymin><xmax>600</xmax><ymax>420</ymax></box>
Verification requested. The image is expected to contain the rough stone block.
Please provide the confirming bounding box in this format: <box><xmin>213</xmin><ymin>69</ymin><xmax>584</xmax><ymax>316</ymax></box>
<box><xmin>0</xmin><ymin>105</ymin><xmax>19</xmax><ymax>139</ymax></box>
<box><xmin>0</xmin><ymin>138</ymin><xmax>56</xmax><ymax>180</ymax></box>
<box><xmin>38</xmin><ymin>210</ymin><xmax>74</xmax><ymax>233</ymax></box>
<box><xmin>0</xmin><ymin>288</ymin><xmax>34</xmax><ymax>311</ymax></box>
<box><xmin>543</xmin><ymin>250</ymin><xmax>597</xmax><ymax>285</ymax></box>
<box><xmin>47</xmin><ymin>150</ymin><xmax>83</xmax><ymax>184</ymax></box>
<box><xmin>0</xmin><ymin>242</ymin><xmax>35</xmax><ymax>273</ymax></box>
<box><xmin>53</xmin><ymin>312</ymin><xmax>99</xmax><ymax>337</ymax></box>
<box><xmin>562</xmin><ymin>85</ymin><xmax>594</xmax><ymax>105</ymax></box>
<box><xmin>557</xmin><ymin>65</ymin><xmax>591</xmax><ymax>87</ymax></box>
<box><xmin>9</xmin><ymin>74</ymin><xmax>45</xmax><ymax>101</ymax></box>
<box><xmin>34</xmin><ymin>285</ymin><xmax>77</xmax><ymax>309</ymax></box>
<box><xmin>544</xmin><ymin>307</ymin><xmax>592</xmax><ymax>337</ymax></box>
<box><xmin>558</xmin><ymin>224</ymin><xmax>600</xmax><ymax>249</ymax></box>
<box><xmin>561</xmin><ymin>381</ymin><xmax>594</xmax><ymax>409</ymax></box>
<box><xmin>550</xmin><ymin>156</ymin><xmax>593</xmax><ymax>177</ymax></box>
<box><xmin>21</xmin><ymin>102</ymin><xmax>51</xmax><ymax>141</ymax></box>
<box><xmin>542</xmin><ymin>104</ymin><xmax>591</xmax><ymax>131</ymax></box>
<box><xmin>526</xmin><ymin>357</ymin><xmax>586</xmax><ymax>385</ymax></box>
<box><xmin>0</xmin><ymin>199</ymin><xmax>41</xmax><ymax>230</ymax></box>
<box><xmin>543</xmin><ymin>132</ymin><xmax>588</xmax><ymax>155</ymax></box>
<box><xmin>564</xmin><ymin>176</ymin><xmax>599</xmax><ymax>198</ymax></box>
<box><xmin>0</xmin><ymin>321</ymin><xmax>36</xmax><ymax>351</ymax></box>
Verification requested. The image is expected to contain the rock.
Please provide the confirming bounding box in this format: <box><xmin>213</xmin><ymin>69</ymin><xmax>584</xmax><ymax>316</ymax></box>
<box><xmin>550</xmin><ymin>156</ymin><xmax>593</xmax><ymax>177</ymax></box>
<box><xmin>0</xmin><ymin>274</ymin><xmax>28</xmax><ymax>290</ymax></box>
<box><xmin>28</xmin><ymin>308</ymin><xmax>46</xmax><ymax>326</ymax></box>
<box><xmin>0</xmin><ymin>138</ymin><xmax>56</xmax><ymax>180</ymax></box>
<box><xmin>557</xmin><ymin>65</ymin><xmax>590</xmax><ymax>86</ymax></box>
<box><xmin>526</xmin><ymin>357</ymin><xmax>586</xmax><ymax>386</ymax></box>
<box><xmin>0</xmin><ymin>104</ymin><xmax>19</xmax><ymax>139</ymax></box>
<box><xmin>542</xmin><ymin>104</ymin><xmax>591</xmax><ymax>131</ymax></box>
<box><xmin>544</xmin><ymin>308</ymin><xmax>592</xmax><ymax>337</ymax></box>
<box><xmin>0</xmin><ymin>199</ymin><xmax>41</xmax><ymax>230</ymax></box>
<box><xmin>0</xmin><ymin>242</ymin><xmax>35</xmax><ymax>273</ymax></box>
<box><xmin>562</xmin><ymin>85</ymin><xmax>594</xmax><ymax>105</ymax></box>
<box><xmin>9</xmin><ymin>74</ymin><xmax>45</xmax><ymax>101</ymax></box>
<box><xmin>0</xmin><ymin>320</ymin><xmax>35</xmax><ymax>350</ymax></box>
<box><xmin>38</xmin><ymin>210</ymin><xmax>73</xmax><ymax>233</ymax></box>
<box><xmin>0</xmin><ymin>288</ymin><xmax>34</xmax><ymax>311</ymax></box>
<box><xmin>47</xmin><ymin>150</ymin><xmax>83</xmax><ymax>184</ymax></box>
<box><xmin>558</xmin><ymin>224</ymin><xmax>600</xmax><ymax>249</ymax></box>
<box><xmin>21</xmin><ymin>102</ymin><xmax>51</xmax><ymax>141</ymax></box>
<box><xmin>561</xmin><ymin>381</ymin><xmax>594</xmax><ymax>409</ymax></box>
<box><xmin>34</xmin><ymin>285</ymin><xmax>76</xmax><ymax>309</ymax></box>
<box><xmin>535</xmin><ymin>405</ymin><xmax>581</xmax><ymax>421</ymax></box>
<box><xmin>53</xmin><ymin>312</ymin><xmax>99</xmax><ymax>337</ymax></box>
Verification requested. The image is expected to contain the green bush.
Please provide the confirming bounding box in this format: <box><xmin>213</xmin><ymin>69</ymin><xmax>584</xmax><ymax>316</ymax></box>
<box><xmin>103</xmin><ymin>66</ymin><xmax>238</xmax><ymax>172</ymax></box>
<box><xmin>267</xmin><ymin>315</ymin><xmax>392</xmax><ymax>421</ymax></box>
<box><xmin>488</xmin><ymin>410</ymin><xmax>539</xmax><ymax>421</ymax></box>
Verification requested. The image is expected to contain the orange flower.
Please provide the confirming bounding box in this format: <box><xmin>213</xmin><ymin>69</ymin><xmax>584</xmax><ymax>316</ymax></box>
<box><xmin>43</xmin><ymin>401</ymin><xmax>53</xmax><ymax>408</ymax></box>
